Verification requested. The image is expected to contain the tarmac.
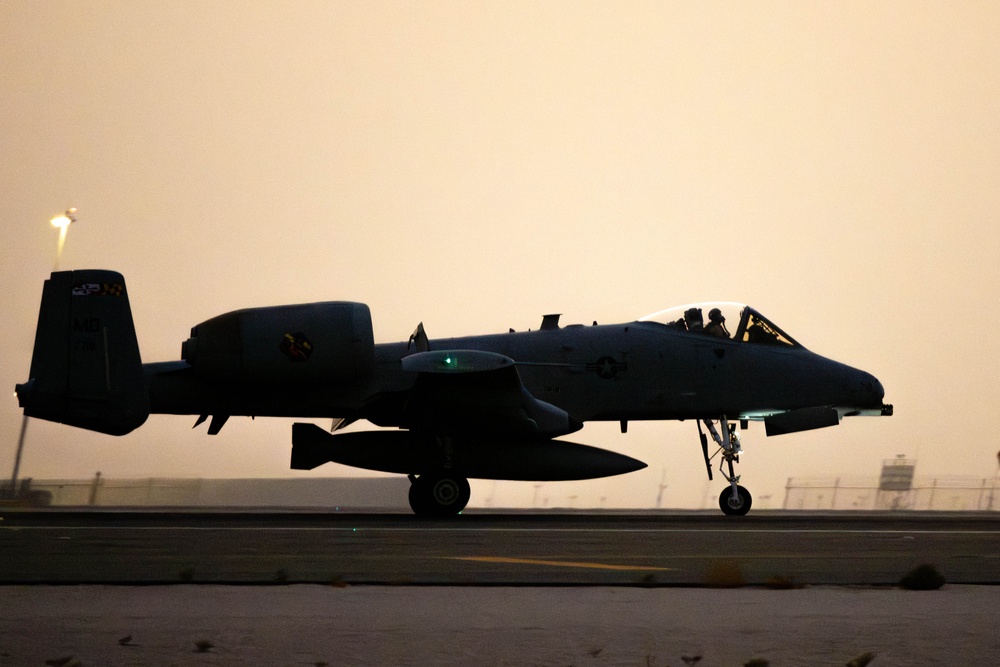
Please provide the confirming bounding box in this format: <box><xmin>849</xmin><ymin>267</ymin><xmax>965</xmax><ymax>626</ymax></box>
<box><xmin>1</xmin><ymin>509</ymin><xmax>997</xmax><ymax>585</ymax></box>
<box><xmin>2</xmin><ymin>510</ymin><xmax>998</xmax><ymax>665</ymax></box>
<box><xmin>1</xmin><ymin>584</ymin><xmax>997</xmax><ymax>666</ymax></box>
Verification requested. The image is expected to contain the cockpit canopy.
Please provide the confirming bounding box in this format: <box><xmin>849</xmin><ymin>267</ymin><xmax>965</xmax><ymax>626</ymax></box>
<box><xmin>639</xmin><ymin>302</ymin><xmax>802</xmax><ymax>348</ymax></box>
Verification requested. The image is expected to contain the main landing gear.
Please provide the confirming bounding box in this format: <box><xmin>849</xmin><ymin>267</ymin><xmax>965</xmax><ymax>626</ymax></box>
<box><xmin>698</xmin><ymin>416</ymin><xmax>752</xmax><ymax>516</ymax></box>
<box><xmin>407</xmin><ymin>472</ymin><xmax>471</xmax><ymax>516</ymax></box>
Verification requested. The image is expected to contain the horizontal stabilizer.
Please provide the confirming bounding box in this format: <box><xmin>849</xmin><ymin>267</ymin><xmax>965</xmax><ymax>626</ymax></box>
<box><xmin>291</xmin><ymin>423</ymin><xmax>646</xmax><ymax>481</ymax></box>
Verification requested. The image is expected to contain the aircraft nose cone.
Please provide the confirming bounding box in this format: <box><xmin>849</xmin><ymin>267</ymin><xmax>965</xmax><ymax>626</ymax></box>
<box><xmin>858</xmin><ymin>373</ymin><xmax>884</xmax><ymax>407</ymax></box>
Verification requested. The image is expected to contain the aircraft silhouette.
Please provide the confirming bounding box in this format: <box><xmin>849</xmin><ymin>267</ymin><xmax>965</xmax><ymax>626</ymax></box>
<box><xmin>16</xmin><ymin>270</ymin><xmax>891</xmax><ymax>515</ymax></box>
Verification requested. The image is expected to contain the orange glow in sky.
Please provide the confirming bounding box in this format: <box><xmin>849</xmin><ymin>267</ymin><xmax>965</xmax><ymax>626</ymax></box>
<box><xmin>2</xmin><ymin>2</ymin><xmax>1000</xmax><ymax>508</ymax></box>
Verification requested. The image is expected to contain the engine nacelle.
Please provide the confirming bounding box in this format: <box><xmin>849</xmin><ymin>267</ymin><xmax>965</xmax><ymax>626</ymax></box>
<box><xmin>181</xmin><ymin>301</ymin><xmax>374</xmax><ymax>384</ymax></box>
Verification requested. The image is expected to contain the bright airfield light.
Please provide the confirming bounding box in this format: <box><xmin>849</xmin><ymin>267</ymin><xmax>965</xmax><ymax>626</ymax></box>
<box><xmin>51</xmin><ymin>208</ymin><xmax>76</xmax><ymax>271</ymax></box>
<box><xmin>51</xmin><ymin>207</ymin><xmax>76</xmax><ymax>228</ymax></box>
<box><xmin>50</xmin><ymin>214</ymin><xmax>72</xmax><ymax>228</ymax></box>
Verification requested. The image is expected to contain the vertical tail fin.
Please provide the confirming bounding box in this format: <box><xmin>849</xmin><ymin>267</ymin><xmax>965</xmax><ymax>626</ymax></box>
<box><xmin>15</xmin><ymin>270</ymin><xmax>149</xmax><ymax>435</ymax></box>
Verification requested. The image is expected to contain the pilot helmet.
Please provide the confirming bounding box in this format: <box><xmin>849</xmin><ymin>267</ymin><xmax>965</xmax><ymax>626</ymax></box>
<box><xmin>708</xmin><ymin>308</ymin><xmax>724</xmax><ymax>323</ymax></box>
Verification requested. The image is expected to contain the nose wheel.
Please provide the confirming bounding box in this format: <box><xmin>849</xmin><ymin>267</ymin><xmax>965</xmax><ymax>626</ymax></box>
<box><xmin>699</xmin><ymin>417</ymin><xmax>753</xmax><ymax>516</ymax></box>
<box><xmin>719</xmin><ymin>484</ymin><xmax>752</xmax><ymax>516</ymax></box>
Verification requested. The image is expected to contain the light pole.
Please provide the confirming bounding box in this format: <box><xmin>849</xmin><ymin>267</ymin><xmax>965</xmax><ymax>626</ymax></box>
<box><xmin>6</xmin><ymin>209</ymin><xmax>77</xmax><ymax>500</ymax></box>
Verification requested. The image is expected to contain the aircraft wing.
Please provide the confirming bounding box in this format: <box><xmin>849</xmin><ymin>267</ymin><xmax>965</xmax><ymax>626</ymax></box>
<box><xmin>400</xmin><ymin>350</ymin><xmax>582</xmax><ymax>438</ymax></box>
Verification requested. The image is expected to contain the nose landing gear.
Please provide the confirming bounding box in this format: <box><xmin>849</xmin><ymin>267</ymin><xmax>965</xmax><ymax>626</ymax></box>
<box><xmin>698</xmin><ymin>417</ymin><xmax>753</xmax><ymax>516</ymax></box>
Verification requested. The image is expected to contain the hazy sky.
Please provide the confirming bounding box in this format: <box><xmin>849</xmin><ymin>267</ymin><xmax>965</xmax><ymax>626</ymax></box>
<box><xmin>3</xmin><ymin>2</ymin><xmax>999</xmax><ymax>509</ymax></box>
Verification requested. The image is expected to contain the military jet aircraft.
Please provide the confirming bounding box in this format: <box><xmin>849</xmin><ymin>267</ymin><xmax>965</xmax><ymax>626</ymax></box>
<box><xmin>16</xmin><ymin>270</ymin><xmax>891</xmax><ymax>516</ymax></box>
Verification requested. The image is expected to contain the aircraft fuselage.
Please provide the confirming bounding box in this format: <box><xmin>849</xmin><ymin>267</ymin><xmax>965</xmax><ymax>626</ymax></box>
<box><xmin>16</xmin><ymin>271</ymin><xmax>891</xmax><ymax>515</ymax></box>
<box><xmin>145</xmin><ymin>320</ymin><xmax>885</xmax><ymax>428</ymax></box>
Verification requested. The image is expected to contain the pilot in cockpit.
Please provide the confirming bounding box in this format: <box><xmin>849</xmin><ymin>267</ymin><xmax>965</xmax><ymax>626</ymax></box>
<box><xmin>704</xmin><ymin>308</ymin><xmax>730</xmax><ymax>338</ymax></box>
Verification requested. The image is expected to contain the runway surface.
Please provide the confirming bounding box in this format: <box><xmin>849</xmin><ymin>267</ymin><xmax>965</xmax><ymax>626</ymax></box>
<box><xmin>2</xmin><ymin>509</ymin><xmax>997</xmax><ymax>585</ymax></box>
<box><xmin>3</xmin><ymin>585</ymin><xmax>999</xmax><ymax>666</ymax></box>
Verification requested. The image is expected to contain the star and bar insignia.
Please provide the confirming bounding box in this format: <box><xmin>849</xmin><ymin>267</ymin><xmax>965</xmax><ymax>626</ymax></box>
<box><xmin>587</xmin><ymin>356</ymin><xmax>628</xmax><ymax>379</ymax></box>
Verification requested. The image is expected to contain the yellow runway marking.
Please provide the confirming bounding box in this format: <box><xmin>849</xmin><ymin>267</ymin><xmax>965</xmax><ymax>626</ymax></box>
<box><xmin>450</xmin><ymin>556</ymin><xmax>672</xmax><ymax>571</ymax></box>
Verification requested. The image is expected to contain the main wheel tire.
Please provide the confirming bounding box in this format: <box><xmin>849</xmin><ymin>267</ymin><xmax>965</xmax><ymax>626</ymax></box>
<box><xmin>408</xmin><ymin>477</ymin><xmax>429</xmax><ymax>515</ymax></box>
<box><xmin>719</xmin><ymin>484</ymin><xmax>752</xmax><ymax>516</ymax></box>
<box><xmin>408</xmin><ymin>474</ymin><xmax>471</xmax><ymax>516</ymax></box>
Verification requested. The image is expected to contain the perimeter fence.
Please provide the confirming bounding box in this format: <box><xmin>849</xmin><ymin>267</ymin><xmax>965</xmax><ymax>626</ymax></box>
<box><xmin>7</xmin><ymin>475</ymin><xmax>411</xmax><ymax>509</ymax></box>
<box><xmin>783</xmin><ymin>476</ymin><xmax>1000</xmax><ymax>511</ymax></box>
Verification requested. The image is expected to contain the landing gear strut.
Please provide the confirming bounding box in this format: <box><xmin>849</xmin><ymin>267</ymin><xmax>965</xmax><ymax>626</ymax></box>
<box><xmin>407</xmin><ymin>472</ymin><xmax>471</xmax><ymax>516</ymax></box>
<box><xmin>699</xmin><ymin>416</ymin><xmax>752</xmax><ymax>516</ymax></box>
